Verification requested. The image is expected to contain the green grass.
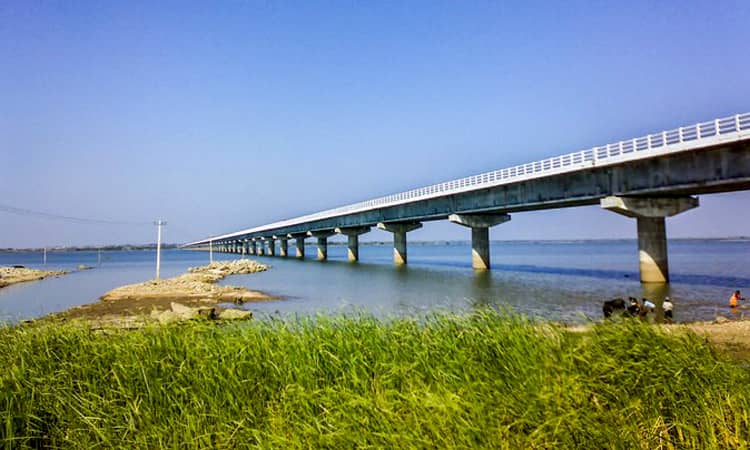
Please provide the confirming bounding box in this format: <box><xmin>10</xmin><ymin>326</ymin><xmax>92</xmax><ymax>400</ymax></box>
<box><xmin>1</xmin><ymin>312</ymin><xmax>749</xmax><ymax>448</ymax></box>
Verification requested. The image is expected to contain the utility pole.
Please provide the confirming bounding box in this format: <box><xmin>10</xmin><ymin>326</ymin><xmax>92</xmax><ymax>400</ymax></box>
<box><xmin>154</xmin><ymin>220</ymin><xmax>167</xmax><ymax>280</ymax></box>
<box><xmin>209</xmin><ymin>239</ymin><xmax>213</xmax><ymax>263</ymax></box>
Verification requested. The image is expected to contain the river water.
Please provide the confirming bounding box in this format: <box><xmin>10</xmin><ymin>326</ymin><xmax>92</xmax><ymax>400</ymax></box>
<box><xmin>1</xmin><ymin>240</ymin><xmax>748</xmax><ymax>324</ymax></box>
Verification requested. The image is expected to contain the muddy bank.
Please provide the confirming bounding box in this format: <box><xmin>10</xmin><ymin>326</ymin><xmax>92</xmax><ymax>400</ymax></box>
<box><xmin>49</xmin><ymin>260</ymin><xmax>274</xmax><ymax>328</ymax></box>
<box><xmin>0</xmin><ymin>266</ymin><xmax>67</xmax><ymax>288</ymax></box>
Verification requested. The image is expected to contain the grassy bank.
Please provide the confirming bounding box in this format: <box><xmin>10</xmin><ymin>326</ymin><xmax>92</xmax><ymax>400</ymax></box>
<box><xmin>1</xmin><ymin>312</ymin><xmax>749</xmax><ymax>448</ymax></box>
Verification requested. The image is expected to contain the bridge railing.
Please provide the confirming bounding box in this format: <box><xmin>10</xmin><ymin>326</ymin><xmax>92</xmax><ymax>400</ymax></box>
<box><xmin>198</xmin><ymin>112</ymin><xmax>750</xmax><ymax>243</ymax></box>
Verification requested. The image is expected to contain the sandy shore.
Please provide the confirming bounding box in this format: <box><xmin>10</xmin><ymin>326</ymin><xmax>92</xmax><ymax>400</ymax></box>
<box><xmin>49</xmin><ymin>260</ymin><xmax>274</xmax><ymax>328</ymax></box>
<box><xmin>567</xmin><ymin>318</ymin><xmax>750</xmax><ymax>359</ymax></box>
<box><xmin>0</xmin><ymin>266</ymin><xmax>68</xmax><ymax>288</ymax></box>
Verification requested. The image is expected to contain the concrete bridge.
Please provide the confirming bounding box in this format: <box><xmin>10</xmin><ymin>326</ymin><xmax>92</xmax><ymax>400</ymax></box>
<box><xmin>186</xmin><ymin>112</ymin><xmax>750</xmax><ymax>283</ymax></box>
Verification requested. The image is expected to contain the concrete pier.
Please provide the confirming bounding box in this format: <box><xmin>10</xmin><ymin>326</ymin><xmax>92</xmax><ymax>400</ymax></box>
<box><xmin>601</xmin><ymin>196</ymin><xmax>699</xmax><ymax>283</ymax></box>
<box><xmin>266</xmin><ymin>238</ymin><xmax>275</xmax><ymax>257</ymax></box>
<box><xmin>279</xmin><ymin>238</ymin><xmax>288</xmax><ymax>257</ymax></box>
<box><xmin>377</xmin><ymin>222</ymin><xmax>422</xmax><ymax>265</ymax></box>
<box><xmin>249</xmin><ymin>239</ymin><xmax>256</xmax><ymax>255</ymax></box>
<box><xmin>335</xmin><ymin>226</ymin><xmax>371</xmax><ymax>262</ymax></box>
<box><xmin>308</xmin><ymin>231</ymin><xmax>335</xmax><ymax>261</ymax></box>
<box><xmin>256</xmin><ymin>240</ymin><xmax>265</xmax><ymax>256</ymax></box>
<box><xmin>289</xmin><ymin>234</ymin><xmax>306</xmax><ymax>259</ymax></box>
<box><xmin>449</xmin><ymin>213</ymin><xmax>511</xmax><ymax>270</ymax></box>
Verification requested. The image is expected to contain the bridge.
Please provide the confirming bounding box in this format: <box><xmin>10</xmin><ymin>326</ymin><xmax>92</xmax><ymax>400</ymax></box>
<box><xmin>186</xmin><ymin>112</ymin><xmax>750</xmax><ymax>283</ymax></box>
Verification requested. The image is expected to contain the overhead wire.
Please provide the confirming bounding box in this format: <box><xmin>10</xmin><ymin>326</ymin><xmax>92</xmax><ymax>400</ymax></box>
<box><xmin>0</xmin><ymin>203</ymin><xmax>153</xmax><ymax>226</ymax></box>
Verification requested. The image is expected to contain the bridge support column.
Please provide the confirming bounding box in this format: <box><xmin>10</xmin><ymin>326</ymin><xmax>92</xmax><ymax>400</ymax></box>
<box><xmin>308</xmin><ymin>231</ymin><xmax>335</xmax><ymax>261</ymax></box>
<box><xmin>335</xmin><ymin>227</ymin><xmax>372</xmax><ymax>262</ymax></box>
<box><xmin>249</xmin><ymin>240</ymin><xmax>256</xmax><ymax>256</ymax></box>
<box><xmin>256</xmin><ymin>239</ymin><xmax>264</xmax><ymax>256</ymax></box>
<box><xmin>266</xmin><ymin>238</ymin><xmax>275</xmax><ymax>257</ymax></box>
<box><xmin>289</xmin><ymin>234</ymin><xmax>306</xmax><ymax>259</ymax></box>
<box><xmin>242</xmin><ymin>240</ymin><xmax>248</xmax><ymax>259</ymax></box>
<box><xmin>377</xmin><ymin>222</ymin><xmax>422</xmax><ymax>265</ymax></box>
<box><xmin>279</xmin><ymin>238</ymin><xmax>288</xmax><ymax>257</ymax></box>
<box><xmin>449</xmin><ymin>213</ymin><xmax>511</xmax><ymax>270</ymax></box>
<box><xmin>601</xmin><ymin>196</ymin><xmax>699</xmax><ymax>283</ymax></box>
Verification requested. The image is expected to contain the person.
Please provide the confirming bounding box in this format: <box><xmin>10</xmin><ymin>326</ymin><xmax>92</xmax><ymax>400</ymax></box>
<box><xmin>626</xmin><ymin>297</ymin><xmax>640</xmax><ymax>317</ymax></box>
<box><xmin>662</xmin><ymin>297</ymin><xmax>674</xmax><ymax>323</ymax></box>
<box><xmin>639</xmin><ymin>298</ymin><xmax>655</xmax><ymax>320</ymax></box>
<box><xmin>729</xmin><ymin>290</ymin><xmax>746</xmax><ymax>308</ymax></box>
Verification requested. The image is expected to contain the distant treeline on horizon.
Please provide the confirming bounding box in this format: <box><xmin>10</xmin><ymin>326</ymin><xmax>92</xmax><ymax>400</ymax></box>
<box><xmin>0</xmin><ymin>244</ymin><xmax>182</xmax><ymax>253</ymax></box>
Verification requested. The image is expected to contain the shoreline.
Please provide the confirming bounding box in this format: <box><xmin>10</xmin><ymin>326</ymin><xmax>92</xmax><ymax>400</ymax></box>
<box><xmin>44</xmin><ymin>259</ymin><xmax>275</xmax><ymax>328</ymax></box>
<box><xmin>0</xmin><ymin>266</ymin><xmax>68</xmax><ymax>289</ymax></box>
<box><xmin>5</xmin><ymin>259</ymin><xmax>749</xmax><ymax>357</ymax></box>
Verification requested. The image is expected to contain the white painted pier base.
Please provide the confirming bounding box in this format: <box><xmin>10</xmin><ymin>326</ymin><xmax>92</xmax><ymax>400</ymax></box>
<box><xmin>377</xmin><ymin>222</ymin><xmax>423</xmax><ymax>265</ymax></box>
<box><xmin>289</xmin><ymin>234</ymin><xmax>306</xmax><ymax>259</ymax></box>
<box><xmin>601</xmin><ymin>196</ymin><xmax>699</xmax><ymax>283</ymax></box>
<box><xmin>449</xmin><ymin>213</ymin><xmax>511</xmax><ymax>270</ymax></box>
<box><xmin>335</xmin><ymin>226</ymin><xmax>372</xmax><ymax>262</ymax></box>
<box><xmin>308</xmin><ymin>231</ymin><xmax>335</xmax><ymax>261</ymax></box>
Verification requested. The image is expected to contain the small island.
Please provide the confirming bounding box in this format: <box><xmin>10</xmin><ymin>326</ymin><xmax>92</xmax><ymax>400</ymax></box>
<box><xmin>48</xmin><ymin>259</ymin><xmax>274</xmax><ymax>328</ymax></box>
<box><xmin>0</xmin><ymin>266</ymin><xmax>68</xmax><ymax>289</ymax></box>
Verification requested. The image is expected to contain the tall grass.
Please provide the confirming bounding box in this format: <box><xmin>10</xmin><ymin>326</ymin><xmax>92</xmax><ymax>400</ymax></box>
<box><xmin>1</xmin><ymin>312</ymin><xmax>749</xmax><ymax>448</ymax></box>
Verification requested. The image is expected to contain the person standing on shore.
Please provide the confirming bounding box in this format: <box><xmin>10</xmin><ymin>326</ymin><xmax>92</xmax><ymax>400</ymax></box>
<box><xmin>729</xmin><ymin>290</ymin><xmax>745</xmax><ymax>308</ymax></box>
<box><xmin>662</xmin><ymin>297</ymin><xmax>674</xmax><ymax>323</ymax></box>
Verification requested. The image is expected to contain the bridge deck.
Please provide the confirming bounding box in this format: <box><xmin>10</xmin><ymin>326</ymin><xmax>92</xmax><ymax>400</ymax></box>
<box><xmin>187</xmin><ymin>113</ymin><xmax>750</xmax><ymax>246</ymax></box>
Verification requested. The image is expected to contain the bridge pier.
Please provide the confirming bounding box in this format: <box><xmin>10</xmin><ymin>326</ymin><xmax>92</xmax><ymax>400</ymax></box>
<box><xmin>279</xmin><ymin>238</ymin><xmax>289</xmax><ymax>257</ymax></box>
<box><xmin>266</xmin><ymin>238</ymin><xmax>275</xmax><ymax>257</ymax></box>
<box><xmin>249</xmin><ymin>239</ymin><xmax>256</xmax><ymax>256</ymax></box>
<box><xmin>377</xmin><ymin>222</ymin><xmax>422</xmax><ymax>265</ymax></box>
<box><xmin>308</xmin><ymin>231</ymin><xmax>335</xmax><ymax>261</ymax></box>
<box><xmin>289</xmin><ymin>234</ymin><xmax>306</xmax><ymax>259</ymax></box>
<box><xmin>335</xmin><ymin>226</ymin><xmax>371</xmax><ymax>262</ymax></box>
<box><xmin>601</xmin><ymin>196</ymin><xmax>699</xmax><ymax>283</ymax></box>
<box><xmin>449</xmin><ymin>213</ymin><xmax>511</xmax><ymax>270</ymax></box>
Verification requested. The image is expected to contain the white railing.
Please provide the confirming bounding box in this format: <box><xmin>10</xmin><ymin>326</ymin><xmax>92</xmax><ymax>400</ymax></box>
<box><xmin>191</xmin><ymin>112</ymin><xmax>750</xmax><ymax>245</ymax></box>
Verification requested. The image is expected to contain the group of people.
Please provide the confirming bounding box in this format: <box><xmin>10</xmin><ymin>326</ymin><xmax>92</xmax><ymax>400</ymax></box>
<box><xmin>602</xmin><ymin>296</ymin><xmax>673</xmax><ymax>322</ymax></box>
<box><xmin>604</xmin><ymin>290</ymin><xmax>746</xmax><ymax>322</ymax></box>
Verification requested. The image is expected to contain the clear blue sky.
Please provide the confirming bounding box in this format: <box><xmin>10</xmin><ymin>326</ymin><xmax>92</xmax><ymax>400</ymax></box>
<box><xmin>2</xmin><ymin>1</ymin><xmax>749</xmax><ymax>247</ymax></box>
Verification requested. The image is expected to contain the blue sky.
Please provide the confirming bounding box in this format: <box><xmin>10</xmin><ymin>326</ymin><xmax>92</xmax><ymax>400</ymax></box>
<box><xmin>1</xmin><ymin>1</ymin><xmax>749</xmax><ymax>247</ymax></box>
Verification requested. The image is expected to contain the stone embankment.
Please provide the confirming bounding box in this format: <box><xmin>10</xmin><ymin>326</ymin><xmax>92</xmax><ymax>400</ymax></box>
<box><xmin>54</xmin><ymin>260</ymin><xmax>272</xmax><ymax>328</ymax></box>
<box><xmin>0</xmin><ymin>266</ymin><xmax>67</xmax><ymax>288</ymax></box>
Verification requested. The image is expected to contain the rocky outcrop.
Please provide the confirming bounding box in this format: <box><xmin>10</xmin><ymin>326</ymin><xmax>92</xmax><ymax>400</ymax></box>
<box><xmin>53</xmin><ymin>260</ymin><xmax>270</xmax><ymax>327</ymax></box>
<box><xmin>150</xmin><ymin>302</ymin><xmax>252</xmax><ymax>324</ymax></box>
<box><xmin>0</xmin><ymin>267</ymin><xmax>67</xmax><ymax>289</ymax></box>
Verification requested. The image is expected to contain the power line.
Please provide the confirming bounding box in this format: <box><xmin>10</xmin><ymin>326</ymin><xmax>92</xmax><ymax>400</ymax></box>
<box><xmin>0</xmin><ymin>203</ymin><xmax>152</xmax><ymax>226</ymax></box>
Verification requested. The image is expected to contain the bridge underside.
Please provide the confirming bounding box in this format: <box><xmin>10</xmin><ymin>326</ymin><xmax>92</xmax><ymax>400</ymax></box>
<box><xmin>206</xmin><ymin>139</ymin><xmax>750</xmax><ymax>282</ymax></box>
<box><xmin>265</xmin><ymin>140</ymin><xmax>750</xmax><ymax>234</ymax></box>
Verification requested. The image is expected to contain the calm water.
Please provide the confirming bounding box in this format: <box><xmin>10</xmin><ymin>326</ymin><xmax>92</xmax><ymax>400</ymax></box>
<box><xmin>1</xmin><ymin>240</ymin><xmax>748</xmax><ymax>324</ymax></box>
